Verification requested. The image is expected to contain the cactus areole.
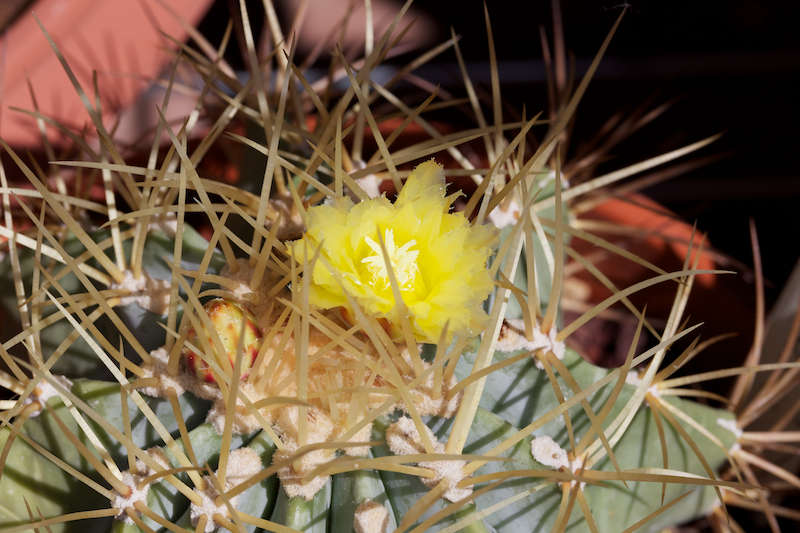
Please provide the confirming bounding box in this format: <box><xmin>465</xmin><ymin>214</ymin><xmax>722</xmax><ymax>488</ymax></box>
<box><xmin>182</xmin><ymin>298</ymin><xmax>264</xmax><ymax>383</ymax></box>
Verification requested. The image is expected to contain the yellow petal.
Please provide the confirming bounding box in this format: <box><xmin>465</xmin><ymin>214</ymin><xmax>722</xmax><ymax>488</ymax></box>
<box><xmin>396</xmin><ymin>160</ymin><xmax>444</xmax><ymax>207</ymax></box>
<box><xmin>288</xmin><ymin>158</ymin><xmax>498</xmax><ymax>344</ymax></box>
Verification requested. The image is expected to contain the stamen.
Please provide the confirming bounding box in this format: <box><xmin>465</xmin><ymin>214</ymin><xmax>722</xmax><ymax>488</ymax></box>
<box><xmin>362</xmin><ymin>228</ymin><xmax>419</xmax><ymax>290</ymax></box>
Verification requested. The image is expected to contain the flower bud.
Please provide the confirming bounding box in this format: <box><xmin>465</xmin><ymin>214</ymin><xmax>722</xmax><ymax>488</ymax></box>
<box><xmin>182</xmin><ymin>298</ymin><xmax>264</xmax><ymax>383</ymax></box>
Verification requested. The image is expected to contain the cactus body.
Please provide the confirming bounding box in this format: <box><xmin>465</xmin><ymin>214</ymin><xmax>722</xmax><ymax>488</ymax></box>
<box><xmin>0</xmin><ymin>197</ymin><xmax>739</xmax><ymax>533</ymax></box>
<box><xmin>0</xmin><ymin>4</ymin><xmax>774</xmax><ymax>533</ymax></box>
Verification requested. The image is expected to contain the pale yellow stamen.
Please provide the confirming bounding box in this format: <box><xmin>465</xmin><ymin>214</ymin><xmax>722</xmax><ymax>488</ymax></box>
<box><xmin>362</xmin><ymin>229</ymin><xmax>419</xmax><ymax>290</ymax></box>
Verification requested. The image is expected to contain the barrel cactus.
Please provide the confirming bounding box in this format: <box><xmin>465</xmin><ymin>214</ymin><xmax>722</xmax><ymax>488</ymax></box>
<box><xmin>1</xmin><ymin>3</ymin><xmax>795</xmax><ymax>533</ymax></box>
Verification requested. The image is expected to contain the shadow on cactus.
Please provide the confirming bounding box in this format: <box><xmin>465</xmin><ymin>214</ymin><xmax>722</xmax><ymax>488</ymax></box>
<box><xmin>1</xmin><ymin>2</ymin><xmax>797</xmax><ymax>533</ymax></box>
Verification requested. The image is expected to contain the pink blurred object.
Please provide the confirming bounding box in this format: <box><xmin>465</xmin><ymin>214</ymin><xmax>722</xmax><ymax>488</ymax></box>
<box><xmin>0</xmin><ymin>0</ymin><xmax>214</xmax><ymax>148</ymax></box>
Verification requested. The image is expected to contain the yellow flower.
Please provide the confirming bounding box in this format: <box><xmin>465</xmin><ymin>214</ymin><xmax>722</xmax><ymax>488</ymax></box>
<box><xmin>289</xmin><ymin>160</ymin><xmax>499</xmax><ymax>344</ymax></box>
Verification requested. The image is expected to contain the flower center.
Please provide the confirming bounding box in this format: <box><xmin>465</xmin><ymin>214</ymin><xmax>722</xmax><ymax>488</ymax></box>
<box><xmin>362</xmin><ymin>228</ymin><xmax>419</xmax><ymax>290</ymax></box>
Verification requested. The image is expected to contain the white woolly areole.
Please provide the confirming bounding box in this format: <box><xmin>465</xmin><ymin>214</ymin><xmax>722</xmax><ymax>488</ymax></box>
<box><xmin>530</xmin><ymin>436</ymin><xmax>585</xmax><ymax>489</ymax></box>
<box><xmin>147</xmin><ymin>212</ymin><xmax>178</xmax><ymax>237</ymax></box>
<box><xmin>717</xmin><ymin>417</ymin><xmax>743</xmax><ymax>439</ymax></box>
<box><xmin>647</xmin><ymin>384</ymin><xmax>662</xmax><ymax>399</ymax></box>
<box><xmin>569</xmin><ymin>456</ymin><xmax>587</xmax><ymax>490</ymax></box>
<box><xmin>538</xmin><ymin>169</ymin><xmax>569</xmax><ymax>191</ymax></box>
<box><xmin>112</xmin><ymin>448</ymin><xmax>170</xmax><ymax>523</ymax></box>
<box><xmin>530</xmin><ymin>435</ymin><xmax>569</xmax><ymax>470</ymax></box>
<box><xmin>25</xmin><ymin>375</ymin><xmax>72</xmax><ymax>418</ymax></box>
<box><xmin>334</xmin><ymin>419</ymin><xmax>375</xmax><ymax>458</ymax></box>
<box><xmin>349</xmin><ymin>159</ymin><xmax>382</xmax><ymax>199</ymax></box>
<box><xmin>191</xmin><ymin>484</ymin><xmax>234</xmax><ymax>532</ymax></box>
<box><xmin>386</xmin><ymin>417</ymin><xmax>472</xmax><ymax>503</ymax></box>
<box><xmin>487</xmin><ymin>198</ymin><xmax>521</xmax><ymax>229</ymax></box>
<box><xmin>624</xmin><ymin>371</ymin><xmax>642</xmax><ymax>386</ymax></box>
<box><xmin>190</xmin><ymin>448</ymin><xmax>264</xmax><ymax>533</ymax></box>
<box><xmin>391</xmin><ymin>352</ymin><xmax>462</xmax><ymax>419</ymax></box>
<box><xmin>272</xmin><ymin>448</ymin><xmax>330</xmax><ymax>501</ymax></box>
<box><xmin>272</xmin><ymin>406</ymin><xmax>335</xmax><ymax>500</ymax></box>
<box><xmin>219</xmin><ymin>258</ymin><xmax>286</xmax><ymax>325</ymax></box>
<box><xmin>624</xmin><ymin>371</ymin><xmax>663</xmax><ymax>400</ymax></box>
<box><xmin>355</xmin><ymin>175</ymin><xmax>383</xmax><ymax>199</ymax></box>
<box><xmin>140</xmin><ymin>347</ymin><xmax>219</xmax><ymax>400</ymax></box>
<box><xmin>113</xmin><ymin>471</ymin><xmax>150</xmax><ymax>523</ymax></box>
<box><xmin>495</xmin><ymin>319</ymin><xmax>566</xmax><ymax>369</ymax></box>
<box><xmin>111</xmin><ymin>270</ymin><xmax>170</xmax><ymax>315</ymax></box>
<box><xmin>205</xmin><ymin>380</ymin><xmax>270</xmax><ymax>436</ymax></box>
<box><xmin>354</xmin><ymin>499</ymin><xmax>391</xmax><ymax>533</ymax></box>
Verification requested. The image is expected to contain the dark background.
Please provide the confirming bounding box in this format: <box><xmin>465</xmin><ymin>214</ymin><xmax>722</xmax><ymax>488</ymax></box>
<box><xmin>410</xmin><ymin>0</ymin><xmax>800</xmax><ymax>303</ymax></box>
<box><xmin>196</xmin><ymin>0</ymin><xmax>800</xmax><ymax>304</ymax></box>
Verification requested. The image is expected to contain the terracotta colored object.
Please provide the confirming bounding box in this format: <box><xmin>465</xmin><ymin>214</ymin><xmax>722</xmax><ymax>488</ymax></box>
<box><xmin>567</xmin><ymin>192</ymin><xmax>755</xmax><ymax>369</ymax></box>
<box><xmin>572</xmin><ymin>193</ymin><xmax>717</xmax><ymax>310</ymax></box>
<box><xmin>0</xmin><ymin>0</ymin><xmax>214</xmax><ymax>147</ymax></box>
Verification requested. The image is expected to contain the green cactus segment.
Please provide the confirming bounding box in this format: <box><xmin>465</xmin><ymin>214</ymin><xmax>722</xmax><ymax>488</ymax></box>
<box><xmin>0</xmin><ymin>382</ymin><xmax>198</xmax><ymax>533</ymax></box>
<box><xmin>0</xmin><ymin>426</ymin><xmax>108</xmax><ymax>533</ymax></box>
<box><xmin>456</xmin><ymin>346</ymin><xmax>609</xmax><ymax>432</ymax></box>
<box><xmin>329</xmin><ymin>460</ymin><xmax>398</xmax><ymax>533</ymax></box>
<box><xmin>165</xmin><ymin>430</ymin><xmax>279</xmax><ymax>533</ymax></box>
<box><xmin>0</xmin><ymin>346</ymin><xmax>738</xmax><ymax>533</ymax></box>
<box><xmin>21</xmin><ymin>380</ymin><xmax>212</xmax><ymax>472</ymax></box>
<box><xmin>370</xmin><ymin>411</ymin><xmax>558</xmax><ymax>533</ymax></box>
<box><xmin>493</xmin><ymin>174</ymin><xmax>567</xmax><ymax>321</ymax></box>
<box><xmin>0</xmin><ymin>231</ymin><xmax>111</xmax><ymax>380</ymax></box>
<box><xmin>0</xmin><ymin>225</ymin><xmax>225</xmax><ymax>379</ymax></box>
<box><xmin>115</xmin><ymin>226</ymin><xmax>226</xmax><ymax>356</ymax></box>
<box><xmin>587</xmin><ymin>397</ymin><xmax>736</xmax><ymax>533</ymax></box>
<box><xmin>270</xmin><ymin>486</ymin><xmax>331</xmax><ymax>533</ymax></box>
<box><xmin>131</xmin><ymin>423</ymin><xmax>248</xmax><ymax>533</ymax></box>
<box><xmin>370</xmin><ymin>416</ymin><xmax>458</xmax><ymax>531</ymax></box>
<box><xmin>4</xmin><ymin>380</ymin><xmax>233</xmax><ymax>533</ymax></box>
<box><xmin>456</xmin><ymin>345</ymin><xmax>737</xmax><ymax>533</ymax></box>
<box><xmin>137</xmin><ymin>224</ymin><xmax>227</xmax><ymax>284</ymax></box>
<box><xmin>12</xmin><ymin>381</ymin><xmax>277</xmax><ymax>533</ymax></box>
<box><xmin>429</xmin><ymin>407</ymin><xmax>583</xmax><ymax>533</ymax></box>
<box><xmin>442</xmin><ymin>506</ymin><xmax>492</xmax><ymax>533</ymax></box>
